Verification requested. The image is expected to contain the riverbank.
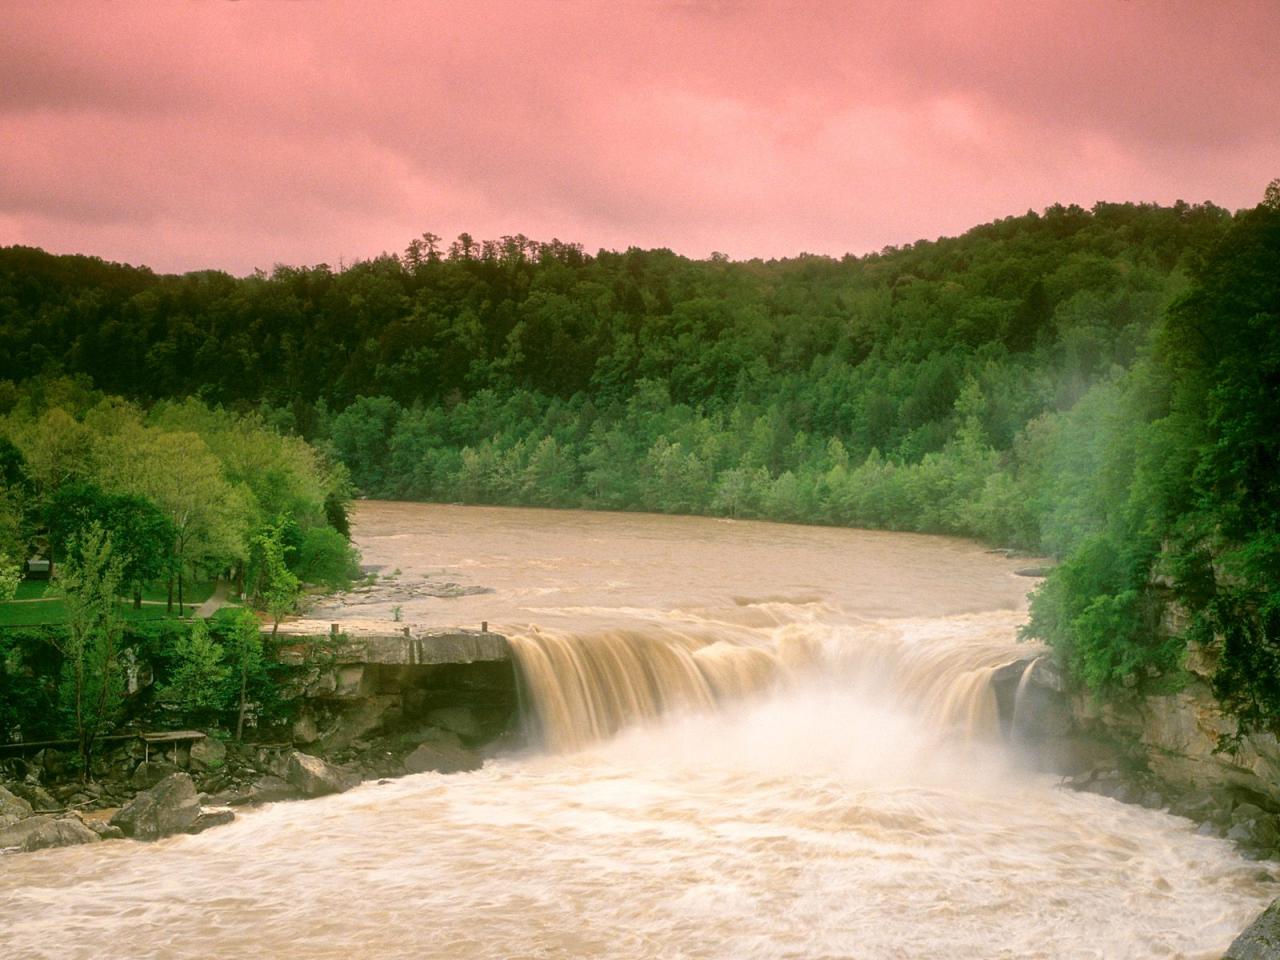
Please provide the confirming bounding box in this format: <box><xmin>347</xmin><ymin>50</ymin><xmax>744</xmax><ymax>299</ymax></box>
<box><xmin>0</xmin><ymin>704</ymin><xmax>519</xmax><ymax>854</ymax></box>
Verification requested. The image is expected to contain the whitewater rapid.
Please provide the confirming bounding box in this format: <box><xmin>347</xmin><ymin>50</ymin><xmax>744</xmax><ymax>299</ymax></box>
<box><xmin>0</xmin><ymin>503</ymin><xmax>1270</xmax><ymax>958</ymax></box>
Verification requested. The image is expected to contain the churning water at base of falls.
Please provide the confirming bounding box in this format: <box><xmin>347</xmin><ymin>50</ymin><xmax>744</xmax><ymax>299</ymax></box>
<box><xmin>0</xmin><ymin>503</ymin><xmax>1272</xmax><ymax>958</ymax></box>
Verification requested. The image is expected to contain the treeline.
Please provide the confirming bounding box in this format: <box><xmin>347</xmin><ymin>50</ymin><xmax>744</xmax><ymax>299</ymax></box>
<box><xmin>2</xmin><ymin>192</ymin><xmax>1277</xmax><ymax>726</ymax></box>
<box><xmin>0</xmin><ymin>201</ymin><xmax>1228</xmax><ymax>415</ymax></box>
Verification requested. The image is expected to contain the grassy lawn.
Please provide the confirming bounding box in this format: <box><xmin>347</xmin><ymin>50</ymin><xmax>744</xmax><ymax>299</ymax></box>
<box><xmin>0</xmin><ymin>579</ymin><xmax>237</xmax><ymax>628</ymax></box>
<box><xmin>14</xmin><ymin>580</ymin><xmax>51</xmax><ymax>601</ymax></box>
<box><xmin>138</xmin><ymin>580</ymin><xmax>219</xmax><ymax>605</ymax></box>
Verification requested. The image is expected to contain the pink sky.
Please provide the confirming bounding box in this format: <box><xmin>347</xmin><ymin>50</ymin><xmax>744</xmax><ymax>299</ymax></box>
<box><xmin>1</xmin><ymin>1</ymin><xmax>1277</xmax><ymax>275</ymax></box>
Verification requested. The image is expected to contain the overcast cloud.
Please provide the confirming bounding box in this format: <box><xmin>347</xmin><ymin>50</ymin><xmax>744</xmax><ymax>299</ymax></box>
<box><xmin>1</xmin><ymin>1</ymin><xmax>1277</xmax><ymax>273</ymax></box>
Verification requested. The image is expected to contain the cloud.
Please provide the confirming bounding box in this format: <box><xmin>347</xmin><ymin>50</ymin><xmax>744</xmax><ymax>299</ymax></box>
<box><xmin>1</xmin><ymin>1</ymin><xmax>1276</xmax><ymax>273</ymax></box>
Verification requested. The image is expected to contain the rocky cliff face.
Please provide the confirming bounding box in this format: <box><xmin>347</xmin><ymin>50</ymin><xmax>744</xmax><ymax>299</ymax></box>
<box><xmin>995</xmin><ymin>632</ymin><xmax>1280</xmax><ymax>870</ymax></box>
<box><xmin>1071</xmin><ymin>640</ymin><xmax>1280</xmax><ymax>809</ymax></box>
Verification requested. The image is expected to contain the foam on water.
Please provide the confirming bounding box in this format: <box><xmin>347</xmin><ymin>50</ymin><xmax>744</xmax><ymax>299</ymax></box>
<box><xmin>1</xmin><ymin>503</ymin><xmax>1270</xmax><ymax>958</ymax></box>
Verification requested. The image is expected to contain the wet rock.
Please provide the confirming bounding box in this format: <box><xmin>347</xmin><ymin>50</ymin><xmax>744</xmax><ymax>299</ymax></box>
<box><xmin>196</xmin><ymin>773</ymin><xmax>230</xmax><ymax>795</ymax></box>
<box><xmin>0</xmin><ymin>784</ymin><xmax>32</xmax><ymax>820</ymax></box>
<box><xmin>318</xmin><ymin>696</ymin><xmax>401</xmax><ymax>753</ymax></box>
<box><xmin>1014</xmin><ymin>566</ymin><xmax>1053</xmax><ymax>578</ymax></box>
<box><xmin>0</xmin><ymin>814</ymin><xmax>100</xmax><ymax>852</ymax></box>
<box><xmin>403</xmin><ymin>742</ymin><xmax>483</xmax><ymax>775</ymax></box>
<box><xmin>189</xmin><ymin>737</ymin><xmax>227</xmax><ymax>772</ymax></box>
<box><xmin>285</xmin><ymin>751</ymin><xmax>360</xmax><ymax>797</ymax></box>
<box><xmin>86</xmin><ymin>820</ymin><xmax>125</xmax><ymax>841</ymax></box>
<box><xmin>131</xmin><ymin>760</ymin><xmax>183</xmax><ymax>790</ymax></box>
<box><xmin>425</xmin><ymin>707</ymin><xmax>483</xmax><ymax>742</ymax></box>
<box><xmin>1168</xmin><ymin>789</ymin><xmax>1222</xmax><ymax>823</ymax></box>
<box><xmin>110</xmin><ymin>773</ymin><xmax>201</xmax><ymax>840</ymax></box>
<box><xmin>1227</xmin><ymin>805</ymin><xmax>1280</xmax><ymax>855</ymax></box>
<box><xmin>405</xmin><ymin>725</ymin><xmax>465</xmax><ymax>750</ymax></box>
<box><xmin>1225</xmin><ymin>897</ymin><xmax>1280</xmax><ymax>959</ymax></box>
<box><xmin>243</xmin><ymin>775</ymin><xmax>301</xmax><ymax>804</ymax></box>
<box><xmin>292</xmin><ymin>712</ymin><xmax>320</xmax><ymax>744</ymax></box>
<box><xmin>187</xmin><ymin>808</ymin><xmax>235</xmax><ymax>835</ymax></box>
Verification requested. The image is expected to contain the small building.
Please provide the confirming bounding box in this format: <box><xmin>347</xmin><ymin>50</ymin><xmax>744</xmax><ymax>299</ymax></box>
<box><xmin>23</xmin><ymin>558</ymin><xmax>51</xmax><ymax>580</ymax></box>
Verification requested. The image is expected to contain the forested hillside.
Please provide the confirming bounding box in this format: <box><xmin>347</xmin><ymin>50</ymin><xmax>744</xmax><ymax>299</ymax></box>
<box><xmin>2</xmin><ymin>191</ymin><xmax>1277</xmax><ymax>723</ymax></box>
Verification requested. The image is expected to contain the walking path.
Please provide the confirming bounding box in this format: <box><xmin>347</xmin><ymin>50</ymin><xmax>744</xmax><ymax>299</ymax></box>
<box><xmin>193</xmin><ymin>579</ymin><xmax>233</xmax><ymax>618</ymax></box>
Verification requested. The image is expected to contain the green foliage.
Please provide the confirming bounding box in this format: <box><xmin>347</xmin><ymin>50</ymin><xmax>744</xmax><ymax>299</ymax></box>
<box><xmin>1024</xmin><ymin>534</ymin><xmax>1177</xmax><ymax>693</ymax></box>
<box><xmin>52</xmin><ymin>524</ymin><xmax>126</xmax><ymax>776</ymax></box>
<box><xmin>2</xmin><ymin>193</ymin><xmax>1276</xmax><ymax>727</ymax></box>
<box><xmin>158</xmin><ymin>618</ymin><xmax>229</xmax><ymax>715</ymax></box>
<box><xmin>0</xmin><ymin>627</ymin><xmax>61</xmax><ymax>743</ymax></box>
<box><xmin>248</xmin><ymin>519</ymin><xmax>301</xmax><ymax>631</ymax></box>
<box><xmin>295</xmin><ymin>525</ymin><xmax>359</xmax><ymax>590</ymax></box>
<box><xmin>223</xmin><ymin>609</ymin><xmax>265</xmax><ymax>740</ymax></box>
<box><xmin>42</xmin><ymin>482</ymin><xmax>176</xmax><ymax>603</ymax></box>
<box><xmin>0</xmin><ymin>553</ymin><xmax>18</xmax><ymax>602</ymax></box>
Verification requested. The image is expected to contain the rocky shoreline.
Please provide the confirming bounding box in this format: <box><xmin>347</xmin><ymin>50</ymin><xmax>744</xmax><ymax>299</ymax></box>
<box><xmin>0</xmin><ymin>711</ymin><xmax>514</xmax><ymax>855</ymax></box>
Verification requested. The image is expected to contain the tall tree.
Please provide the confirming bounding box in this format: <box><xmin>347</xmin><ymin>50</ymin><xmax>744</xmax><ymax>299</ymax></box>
<box><xmin>226</xmin><ymin>609</ymin><xmax>265</xmax><ymax>741</ymax></box>
<box><xmin>52</xmin><ymin>524</ymin><xmax>125</xmax><ymax>779</ymax></box>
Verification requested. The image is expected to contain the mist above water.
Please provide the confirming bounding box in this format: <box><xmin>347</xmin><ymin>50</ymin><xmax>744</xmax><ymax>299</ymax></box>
<box><xmin>0</xmin><ymin>504</ymin><xmax>1269</xmax><ymax>959</ymax></box>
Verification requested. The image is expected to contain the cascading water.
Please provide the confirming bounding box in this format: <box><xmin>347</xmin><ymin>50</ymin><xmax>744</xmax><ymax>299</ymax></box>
<box><xmin>508</xmin><ymin>606</ymin><xmax>1039</xmax><ymax>753</ymax></box>
<box><xmin>0</xmin><ymin>503</ymin><xmax>1271</xmax><ymax>959</ymax></box>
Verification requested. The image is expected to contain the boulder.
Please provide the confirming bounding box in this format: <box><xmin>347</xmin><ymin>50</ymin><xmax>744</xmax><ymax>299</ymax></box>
<box><xmin>425</xmin><ymin>706</ymin><xmax>483</xmax><ymax>741</ymax></box>
<box><xmin>1168</xmin><ymin>789</ymin><xmax>1223</xmax><ymax>823</ymax></box>
<box><xmin>318</xmin><ymin>696</ymin><xmax>402</xmax><ymax>752</ymax></box>
<box><xmin>1014</xmin><ymin>566</ymin><xmax>1053</xmax><ymax>578</ymax></box>
<box><xmin>244</xmin><ymin>775</ymin><xmax>301</xmax><ymax>804</ymax></box>
<box><xmin>405</xmin><ymin>726</ymin><xmax>465</xmax><ymax>750</ymax></box>
<box><xmin>292</xmin><ymin>712</ymin><xmax>320</xmax><ymax>744</ymax></box>
<box><xmin>188</xmin><ymin>737</ymin><xmax>227</xmax><ymax>772</ymax></box>
<box><xmin>1227</xmin><ymin>805</ymin><xmax>1280</xmax><ymax>856</ymax></box>
<box><xmin>131</xmin><ymin>760</ymin><xmax>183</xmax><ymax>790</ymax></box>
<box><xmin>1226</xmin><ymin>897</ymin><xmax>1280</xmax><ymax>959</ymax></box>
<box><xmin>0</xmin><ymin>814</ymin><xmax>100</xmax><ymax>852</ymax></box>
<box><xmin>403</xmin><ymin>742</ymin><xmax>483</xmax><ymax>775</ymax></box>
<box><xmin>110</xmin><ymin>772</ymin><xmax>201</xmax><ymax>840</ymax></box>
<box><xmin>6</xmin><ymin>781</ymin><xmax>59</xmax><ymax>812</ymax></box>
<box><xmin>187</xmin><ymin>808</ymin><xmax>235</xmax><ymax>835</ymax></box>
<box><xmin>86</xmin><ymin>820</ymin><xmax>125</xmax><ymax>841</ymax></box>
<box><xmin>285</xmin><ymin>751</ymin><xmax>360</xmax><ymax>797</ymax></box>
<box><xmin>0</xmin><ymin>784</ymin><xmax>33</xmax><ymax>820</ymax></box>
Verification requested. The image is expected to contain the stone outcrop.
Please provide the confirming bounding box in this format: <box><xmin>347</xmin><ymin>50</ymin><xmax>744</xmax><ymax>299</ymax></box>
<box><xmin>110</xmin><ymin>772</ymin><xmax>201</xmax><ymax>840</ymax></box>
<box><xmin>1226</xmin><ymin>898</ymin><xmax>1280</xmax><ymax>959</ymax></box>
<box><xmin>285</xmin><ymin>751</ymin><xmax>360</xmax><ymax>797</ymax></box>
<box><xmin>5</xmin><ymin>781</ymin><xmax>58</xmax><ymax>812</ymax></box>
<box><xmin>244</xmin><ymin>775</ymin><xmax>300</xmax><ymax>804</ymax></box>
<box><xmin>403</xmin><ymin>742</ymin><xmax>483</xmax><ymax>775</ymax></box>
<box><xmin>188</xmin><ymin>808</ymin><xmax>235</xmax><ymax>835</ymax></box>
<box><xmin>131</xmin><ymin>760</ymin><xmax>183</xmax><ymax>790</ymax></box>
<box><xmin>1070</xmin><ymin>645</ymin><xmax>1280</xmax><ymax>809</ymax></box>
<box><xmin>0</xmin><ymin>814</ymin><xmax>100</xmax><ymax>852</ymax></box>
<box><xmin>189</xmin><ymin>736</ymin><xmax>227</xmax><ymax>772</ymax></box>
<box><xmin>0</xmin><ymin>784</ymin><xmax>33</xmax><ymax>823</ymax></box>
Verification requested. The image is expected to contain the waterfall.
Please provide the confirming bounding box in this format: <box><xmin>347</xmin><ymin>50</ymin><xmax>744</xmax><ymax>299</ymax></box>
<box><xmin>509</xmin><ymin>609</ymin><xmax>1044</xmax><ymax>752</ymax></box>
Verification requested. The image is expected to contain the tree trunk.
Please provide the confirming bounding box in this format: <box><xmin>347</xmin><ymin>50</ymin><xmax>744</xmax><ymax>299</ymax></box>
<box><xmin>166</xmin><ymin>575</ymin><xmax>174</xmax><ymax>613</ymax></box>
<box><xmin>74</xmin><ymin>657</ymin><xmax>87</xmax><ymax>780</ymax></box>
<box><xmin>235</xmin><ymin>665</ymin><xmax>248</xmax><ymax>741</ymax></box>
<box><xmin>178</xmin><ymin>569</ymin><xmax>184</xmax><ymax>617</ymax></box>
<box><xmin>133</xmin><ymin>587</ymin><xmax>142</xmax><ymax>610</ymax></box>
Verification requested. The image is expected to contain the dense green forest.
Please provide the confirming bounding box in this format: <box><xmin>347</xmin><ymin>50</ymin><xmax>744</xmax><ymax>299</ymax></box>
<box><xmin>0</xmin><ymin>392</ymin><xmax>358</xmax><ymax>754</ymax></box>
<box><xmin>2</xmin><ymin>186</ymin><xmax>1277</xmax><ymax>728</ymax></box>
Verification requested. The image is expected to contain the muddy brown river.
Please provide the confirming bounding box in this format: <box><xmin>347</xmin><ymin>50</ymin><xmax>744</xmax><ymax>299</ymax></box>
<box><xmin>0</xmin><ymin>502</ymin><xmax>1269</xmax><ymax>958</ymax></box>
